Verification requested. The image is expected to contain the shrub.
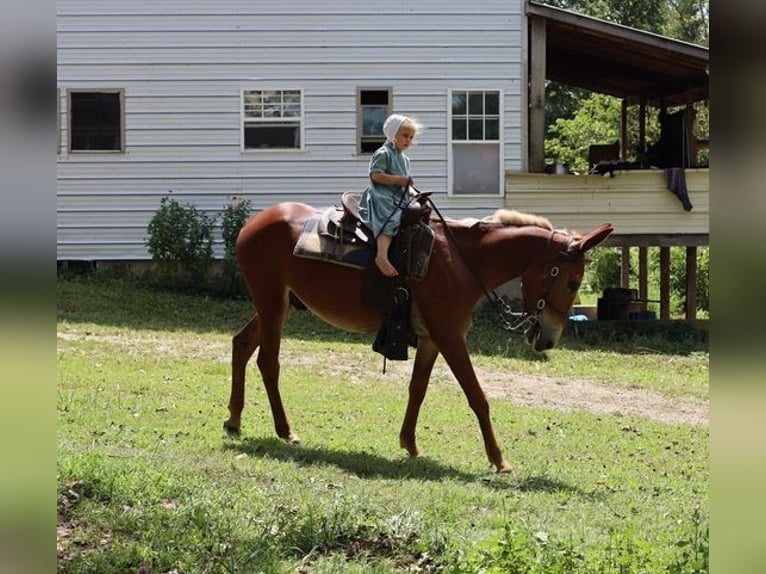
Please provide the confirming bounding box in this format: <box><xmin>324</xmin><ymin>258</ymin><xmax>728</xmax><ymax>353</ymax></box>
<box><xmin>584</xmin><ymin>247</ymin><xmax>623</xmax><ymax>295</ymax></box>
<box><xmin>218</xmin><ymin>197</ymin><xmax>253</xmax><ymax>297</ymax></box>
<box><xmin>145</xmin><ymin>195</ymin><xmax>215</xmax><ymax>286</ymax></box>
<box><xmin>668</xmin><ymin>246</ymin><xmax>709</xmax><ymax>314</ymax></box>
<box><xmin>585</xmin><ymin>246</ymin><xmax>710</xmax><ymax>317</ymax></box>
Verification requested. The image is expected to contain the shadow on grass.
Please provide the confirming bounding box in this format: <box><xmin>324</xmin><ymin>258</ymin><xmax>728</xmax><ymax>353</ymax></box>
<box><xmin>223</xmin><ymin>435</ymin><xmax>596</xmax><ymax>498</ymax></box>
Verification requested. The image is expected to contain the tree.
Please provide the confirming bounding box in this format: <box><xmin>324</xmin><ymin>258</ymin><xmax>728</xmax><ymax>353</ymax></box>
<box><xmin>663</xmin><ymin>0</ymin><xmax>709</xmax><ymax>45</ymax></box>
<box><xmin>545</xmin><ymin>94</ymin><xmax>622</xmax><ymax>172</ymax></box>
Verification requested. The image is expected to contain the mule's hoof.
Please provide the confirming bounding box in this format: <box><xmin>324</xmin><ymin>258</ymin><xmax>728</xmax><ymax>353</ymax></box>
<box><xmin>283</xmin><ymin>433</ymin><xmax>301</xmax><ymax>445</ymax></box>
<box><xmin>223</xmin><ymin>420</ymin><xmax>241</xmax><ymax>435</ymax></box>
<box><xmin>496</xmin><ymin>461</ymin><xmax>514</xmax><ymax>474</ymax></box>
<box><xmin>400</xmin><ymin>443</ymin><xmax>422</xmax><ymax>459</ymax></box>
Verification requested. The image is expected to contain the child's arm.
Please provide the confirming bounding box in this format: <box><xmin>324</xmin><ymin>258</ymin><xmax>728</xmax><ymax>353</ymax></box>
<box><xmin>371</xmin><ymin>172</ymin><xmax>411</xmax><ymax>188</ymax></box>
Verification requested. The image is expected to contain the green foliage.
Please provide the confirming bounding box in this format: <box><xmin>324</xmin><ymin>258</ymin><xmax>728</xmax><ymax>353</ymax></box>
<box><xmin>584</xmin><ymin>246</ymin><xmax>710</xmax><ymax>316</ymax></box>
<box><xmin>663</xmin><ymin>0</ymin><xmax>709</xmax><ymax>45</ymax></box>
<box><xmin>663</xmin><ymin>246</ymin><xmax>709</xmax><ymax>314</ymax></box>
<box><xmin>145</xmin><ymin>195</ymin><xmax>214</xmax><ymax>285</ymax></box>
<box><xmin>545</xmin><ymin>94</ymin><xmax>623</xmax><ymax>172</ymax></box>
<box><xmin>219</xmin><ymin>197</ymin><xmax>253</xmax><ymax>298</ymax></box>
<box><xmin>542</xmin><ymin>1</ymin><xmax>709</xmax><ymax>167</ymax></box>
<box><xmin>144</xmin><ymin>194</ymin><xmax>254</xmax><ymax>296</ymax></box>
<box><xmin>583</xmin><ymin>246</ymin><xmax>623</xmax><ymax>295</ymax></box>
<box><xmin>541</xmin><ymin>0</ymin><xmax>673</xmax><ymax>35</ymax></box>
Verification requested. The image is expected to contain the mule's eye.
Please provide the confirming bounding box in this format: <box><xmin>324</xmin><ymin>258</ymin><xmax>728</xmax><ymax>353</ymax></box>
<box><xmin>568</xmin><ymin>280</ymin><xmax>580</xmax><ymax>292</ymax></box>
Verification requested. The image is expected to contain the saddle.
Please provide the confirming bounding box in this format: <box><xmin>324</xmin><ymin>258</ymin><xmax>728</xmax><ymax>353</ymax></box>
<box><xmin>292</xmin><ymin>190</ymin><xmax>436</xmax><ymax>363</ymax></box>
<box><xmin>295</xmin><ymin>190</ymin><xmax>435</xmax><ymax>282</ymax></box>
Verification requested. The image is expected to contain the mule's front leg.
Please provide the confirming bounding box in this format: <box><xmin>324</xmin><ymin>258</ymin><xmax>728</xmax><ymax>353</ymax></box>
<box><xmin>399</xmin><ymin>338</ymin><xmax>440</xmax><ymax>458</ymax></box>
<box><xmin>257</xmin><ymin>317</ymin><xmax>301</xmax><ymax>445</ymax></box>
<box><xmin>225</xmin><ymin>315</ymin><xmax>260</xmax><ymax>433</ymax></box>
<box><xmin>438</xmin><ymin>337</ymin><xmax>512</xmax><ymax>473</ymax></box>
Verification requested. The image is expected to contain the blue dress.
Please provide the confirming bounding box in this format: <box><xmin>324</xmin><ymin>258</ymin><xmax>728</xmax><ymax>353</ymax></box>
<box><xmin>359</xmin><ymin>142</ymin><xmax>410</xmax><ymax>237</ymax></box>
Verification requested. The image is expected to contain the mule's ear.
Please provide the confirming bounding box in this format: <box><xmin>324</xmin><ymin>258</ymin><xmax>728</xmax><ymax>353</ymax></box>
<box><xmin>571</xmin><ymin>223</ymin><xmax>614</xmax><ymax>253</ymax></box>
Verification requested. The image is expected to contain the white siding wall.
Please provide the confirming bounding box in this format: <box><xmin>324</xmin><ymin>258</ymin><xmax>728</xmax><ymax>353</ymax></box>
<box><xmin>57</xmin><ymin>0</ymin><xmax>526</xmax><ymax>259</ymax></box>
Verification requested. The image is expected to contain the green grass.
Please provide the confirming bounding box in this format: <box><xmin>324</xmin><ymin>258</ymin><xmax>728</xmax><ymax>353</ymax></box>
<box><xmin>57</xmin><ymin>273</ymin><xmax>708</xmax><ymax>573</ymax></box>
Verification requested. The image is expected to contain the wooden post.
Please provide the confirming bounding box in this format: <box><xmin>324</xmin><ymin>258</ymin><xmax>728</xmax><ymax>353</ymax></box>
<box><xmin>660</xmin><ymin>247</ymin><xmax>671</xmax><ymax>320</ymax></box>
<box><xmin>685</xmin><ymin>246</ymin><xmax>698</xmax><ymax>321</ymax></box>
<box><xmin>638</xmin><ymin>95</ymin><xmax>647</xmax><ymax>155</ymax></box>
<box><xmin>621</xmin><ymin>246</ymin><xmax>631</xmax><ymax>288</ymax></box>
<box><xmin>528</xmin><ymin>16</ymin><xmax>546</xmax><ymax>173</ymax></box>
<box><xmin>639</xmin><ymin>247</ymin><xmax>648</xmax><ymax>311</ymax></box>
<box><xmin>621</xmin><ymin>99</ymin><xmax>628</xmax><ymax>160</ymax></box>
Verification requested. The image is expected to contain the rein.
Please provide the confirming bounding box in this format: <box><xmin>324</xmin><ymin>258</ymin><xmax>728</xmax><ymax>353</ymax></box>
<box><xmin>414</xmin><ymin>188</ymin><xmax>571</xmax><ymax>334</ymax></box>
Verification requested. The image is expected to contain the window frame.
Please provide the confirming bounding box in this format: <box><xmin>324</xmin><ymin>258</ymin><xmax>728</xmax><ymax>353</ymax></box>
<box><xmin>67</xmin><ymin>88</ymin><xmax>125</xmax><ymax>154</ymax></box>
<box><xmin>447</xmin><ymin>88</ymin><xmax>504</xmax><ymax>197</ymax></box>
<box><xmin>241</xmin><ymin>88</ymin><xmax>305</xmax><ymax>152</ymax></box>
<box><xmin>356</xmin><ymin>87</ymin><xmax>392</xmax><ymax>155</ymax></box>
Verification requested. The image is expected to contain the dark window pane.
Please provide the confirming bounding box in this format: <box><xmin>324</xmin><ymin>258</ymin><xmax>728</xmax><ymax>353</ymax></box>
<box><xmin>468</xmin><ymin>92</ymin><xmax>483</xmax><ymax>114</ymax></box>
<box><xmin>361</xmin><ymin>90</ymin><xmax>389</xmax><ymax>106</ymax></box>
<box><xmin>485</xmin><ymin>92</ymin><xmax>499</xmax><ymax>114</ymax></box>
<box><xmin>244</xmin><ymin>124</ymin><xmax>300</xmax><ymax>149</ymax></box>
<box><xmin>360</xmin><ymin>136</ymin><xmax>385</xmax><ymax>153</ymax></box>
<box><xmin>468</xmin><ymin>118</ymin><xmax>483</xmax><ymax>140</ymax></box>
<box><xmin>485</xmin><ymin>118</ymin><xmax>499</xmax><ymax>140</ymax></box>
<box><xmin>70</xmin><ymin>92</ymin><xmax>121</xmax><ymax>151</ymax></box>
<box><xmin>452</xmin><ymin>92</ymin><xmax>467</xmax><ymax>115</ymax></box>
<box><xmin>452</xmin><ymin>118</ymin><xmax>466</xmax><ymax>140</ymax></box>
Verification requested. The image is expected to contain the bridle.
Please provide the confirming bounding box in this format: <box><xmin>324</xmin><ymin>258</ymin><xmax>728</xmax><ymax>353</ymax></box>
<box><xmin>419</xmin><ymin>190</ymin><xmax>576</xmax><ymax>335</ymax></box>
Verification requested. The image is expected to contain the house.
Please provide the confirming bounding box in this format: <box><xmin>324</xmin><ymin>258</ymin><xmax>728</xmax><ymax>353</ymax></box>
<box><xmin>57</xmin><ymin>1</ymin><xmax>708</xmax><ymax>317</ymax></box>
<box><xmin>58</xmin><ymin>0</ymin><xmax>534</xmax><ymax>260</ymax></box>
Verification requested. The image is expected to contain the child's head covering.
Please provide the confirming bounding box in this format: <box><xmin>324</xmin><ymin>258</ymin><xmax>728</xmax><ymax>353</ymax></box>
<box><xmin>383</xmin><ymin>114</ymin><xmax>408</xmax><ymax>143</ymax></box>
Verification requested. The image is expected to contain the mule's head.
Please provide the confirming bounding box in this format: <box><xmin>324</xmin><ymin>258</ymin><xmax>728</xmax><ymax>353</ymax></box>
<box><xmin>520</xmin><ymin>223</ymin><xmax>614</xmax><ymax>352</ymax></box>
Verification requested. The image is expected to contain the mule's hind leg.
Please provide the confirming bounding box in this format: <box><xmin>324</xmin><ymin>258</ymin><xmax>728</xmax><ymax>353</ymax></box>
<box><xmin>224</xmin><ymin>314</ymin><xmax>261</xmax><ymax>433</ymax></box>
<box><xmin>256</xmin><ymin>292</ymin><xmax>300</xmax><ymax>444</ymax></box>
<box><xmin>399</xmin><ymin>337</ymin><xmax>440</xmax><ymax>458</ymax></box>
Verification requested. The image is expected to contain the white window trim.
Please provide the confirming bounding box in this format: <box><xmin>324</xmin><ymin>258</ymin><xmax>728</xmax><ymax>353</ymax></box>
<box><xmin>447</xmin><ymin>88</ymin><xmax>504</xmax><ymax>197</ymax></box>
<box><xmin>240</xmin><ymin>88</ymin><xmax>305</xmax><ymax>153</ymax></box>
<box><xmin>67</xmin><ymin>88</ymin><xmax>125</xmax><ymax>155</ymax></box>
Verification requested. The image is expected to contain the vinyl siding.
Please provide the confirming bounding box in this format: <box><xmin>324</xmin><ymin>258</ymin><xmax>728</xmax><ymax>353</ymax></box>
<box><xmin>57</xmin><ymin>0</ymin><xmax>526</xmax><ymax>259</ymax></box>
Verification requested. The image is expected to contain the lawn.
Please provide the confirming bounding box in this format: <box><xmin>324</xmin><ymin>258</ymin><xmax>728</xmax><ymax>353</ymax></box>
<box><xmin>57</xmin><ymin>273</ymin><xmax>708</xmax><ymax>573</ymax></box>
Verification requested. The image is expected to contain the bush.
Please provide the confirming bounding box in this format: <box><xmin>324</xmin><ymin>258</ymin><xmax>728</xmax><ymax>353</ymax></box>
<box><xmin>584</xmin><ymin>246</ymin><xmax>710</xmax><ymax>316</ymax></box>
<box><xmin>145</xmin><ymin>196</ymin><xmax>215</xmax><ymax>286</ymax></box>
<box><xmin>664</xmin><ymin>246</ymin><xmax>709</xmax><ymax>315</ymax></box>
<box><xmin>584</xmin><ymin>247</ymin><xmax>623</xmax><ymax>295</ymax></box>
<box><xmin>219</xmin><ymin>197</ymin><xmax>253</xmax><ymax>297</ymax></box>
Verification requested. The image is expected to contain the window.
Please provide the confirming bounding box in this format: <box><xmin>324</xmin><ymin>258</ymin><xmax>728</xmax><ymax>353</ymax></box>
<box><xmin>449</xmin><ymin>89</ymin><xmax>502</xmax><ymax>195</ymax></box>
<box><xmin>357</xmin><ymin>88</ymin><xmax>391</xmax><ymax>154</ymax></box>
<box><xmin>68</xmin><ymin>90</ymin><xmax>124</xmax><ymax>152</ymax></box>
<box><xmin>242</xmin><ymin>89</ymin><xmax>303</xmax><ymax>150</ymax></box>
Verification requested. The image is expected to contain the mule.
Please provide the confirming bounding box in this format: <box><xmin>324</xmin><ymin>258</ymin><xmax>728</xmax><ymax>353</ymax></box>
<box><xmin>225</xmin><ymin>201</ymin><xmax>613</xmax><ymax>472</ymax></box>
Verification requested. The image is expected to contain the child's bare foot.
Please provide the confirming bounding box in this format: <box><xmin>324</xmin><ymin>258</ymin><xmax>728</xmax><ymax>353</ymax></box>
<box><xmin>375</xmin><ymin>256</ymin><xmax>399</xmax><ymax>277</ymax></box>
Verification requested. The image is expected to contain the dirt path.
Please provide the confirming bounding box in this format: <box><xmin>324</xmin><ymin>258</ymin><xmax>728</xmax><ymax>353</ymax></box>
<box><xmin>57</xmin><ymin>329</ymin><xmax>708</xmax><ymax>426</ymax></box>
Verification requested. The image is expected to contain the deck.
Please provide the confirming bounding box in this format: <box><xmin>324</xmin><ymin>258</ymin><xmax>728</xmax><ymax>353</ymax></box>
<box><xmin>504</xmin><ymin>168</ymin><xmax>709</xmax><ymax>320</ymax></box>
<box><xmin>505</xmin><ymin>168</ymin><xmax>709</xmax><ymax>246</ymax></box>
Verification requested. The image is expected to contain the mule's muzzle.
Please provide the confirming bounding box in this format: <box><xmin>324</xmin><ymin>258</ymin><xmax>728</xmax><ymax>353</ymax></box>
<box><xmin>524</xmin><ymin>320</ymin><xmax>540</xmax><ymax>347</ymax></box>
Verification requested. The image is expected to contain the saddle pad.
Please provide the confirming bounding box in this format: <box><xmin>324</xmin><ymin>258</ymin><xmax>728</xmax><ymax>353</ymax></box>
<box><xmin>293</xmin><ymin>214</ymin><xmax>373</xmax><ymax>269</ymax></box>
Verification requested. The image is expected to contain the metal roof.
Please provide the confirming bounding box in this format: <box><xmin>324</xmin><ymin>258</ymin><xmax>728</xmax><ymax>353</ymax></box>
<box><xmin>527</xmin><ymin>1</ymin><xmax>709</xmax><ymax>106</ymax></box>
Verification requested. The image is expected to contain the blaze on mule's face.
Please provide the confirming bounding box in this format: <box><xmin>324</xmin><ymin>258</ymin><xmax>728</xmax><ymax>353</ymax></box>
<box><xmin>519</xmin><ymin>222</ymin><xmax>613</xmax><ymax>352</ymax></box>
<box><xmin>520</xmin><ymin>253</ymin><xmax>585</xmax><ymax>352</ymax></box>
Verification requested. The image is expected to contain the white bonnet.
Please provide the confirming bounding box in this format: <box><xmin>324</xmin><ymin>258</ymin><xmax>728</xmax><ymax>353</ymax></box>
<box><xmin>382</xmin><ymin>114</ymin><xmax>409</xmax><ymax>143</ymax></box>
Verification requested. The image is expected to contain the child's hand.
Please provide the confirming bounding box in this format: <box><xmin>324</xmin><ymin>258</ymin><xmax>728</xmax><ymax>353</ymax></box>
<box><xmin>401</xmin><ymin>176</ymin><xmax>413</xmax><ymax>187</ymax></box>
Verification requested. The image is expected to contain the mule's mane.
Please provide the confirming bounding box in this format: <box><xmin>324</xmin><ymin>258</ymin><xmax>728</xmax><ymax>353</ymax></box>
<box><xmin>482</xmin><ymin>209</ymin><xmax>552</xmax><ymax>230</ymax></box>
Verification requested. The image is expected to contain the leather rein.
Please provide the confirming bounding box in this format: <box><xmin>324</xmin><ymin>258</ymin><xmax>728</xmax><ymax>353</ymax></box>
<box><xmin>413</xmin><ymin>189</ymin><xmax>574</xmax><ymax>335</ymax></box>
